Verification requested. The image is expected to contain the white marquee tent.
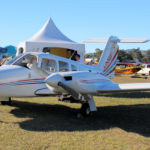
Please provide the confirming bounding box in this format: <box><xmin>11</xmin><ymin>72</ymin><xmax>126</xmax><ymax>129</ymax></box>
<box><xmin>17</xmin><ymin>18</ymin><xmax>85</xmax><ymax>59</ymax></box>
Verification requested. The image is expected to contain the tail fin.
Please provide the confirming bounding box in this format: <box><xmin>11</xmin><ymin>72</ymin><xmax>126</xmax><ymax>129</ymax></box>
<box><xmin>98</xmin><ymin>36</ymin><xmax>119</xmax><ymax>78</ymax></box>
<box><xmin>84</xmin><ymin>36</ymin><xmax>149</xmax><ymax>78</ymax></box>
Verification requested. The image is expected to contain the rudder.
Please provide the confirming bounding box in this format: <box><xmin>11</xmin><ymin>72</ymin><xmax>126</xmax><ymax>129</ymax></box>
<box><xmin>97</xmin><ymin>36</ymin><xmax>119</xmax><ymax>78</ymax></box>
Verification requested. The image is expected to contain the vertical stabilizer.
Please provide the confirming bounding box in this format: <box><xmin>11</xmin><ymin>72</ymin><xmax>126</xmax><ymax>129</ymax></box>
<box><xmin>97</xmin><ymin>36</ymin><xmax>119</xmax><ymax>78</ymax></box>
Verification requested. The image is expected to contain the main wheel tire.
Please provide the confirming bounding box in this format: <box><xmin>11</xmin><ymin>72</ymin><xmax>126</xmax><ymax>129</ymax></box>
<box><xmin>80</xmin><ymin>103</ymin><xmax>91</xmax><ymax>117</ymax></box>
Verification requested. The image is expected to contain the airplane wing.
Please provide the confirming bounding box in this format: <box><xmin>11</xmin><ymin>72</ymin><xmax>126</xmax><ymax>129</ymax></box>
<box><xmin>41</xmin><ymin>71</ymin><xmax>150</xmax><ymax>115</ymax></box>
<box><xmin>45</xmin><ymin>71</ymin><xmax>150</xmax><ymax>97</ymax></box>
<box><xmin>96</xmin><ymin>83</ymin><xmax>150</xmax><ymax>93</ymax></box>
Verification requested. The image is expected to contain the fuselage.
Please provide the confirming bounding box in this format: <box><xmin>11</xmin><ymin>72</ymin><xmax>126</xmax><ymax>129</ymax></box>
<box><xmin>0</xmin><ymin>52</ymin><xmax>101</xmax><ymax>97</ymax></box>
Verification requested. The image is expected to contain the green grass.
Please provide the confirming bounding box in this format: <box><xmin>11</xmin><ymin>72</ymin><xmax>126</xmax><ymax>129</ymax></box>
<box><xmin>1</xmin><ymin>76</ymin><xmax>150</xmax><ymax>150</ymax></box>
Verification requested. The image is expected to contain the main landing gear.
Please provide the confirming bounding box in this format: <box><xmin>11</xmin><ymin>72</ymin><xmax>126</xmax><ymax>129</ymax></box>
<box><xmin>79</xmin><ymin>103</ymin><xmax>91</xmax><ymax>117</ymax></box>
<box><xmin>79</xmin><ymin>96</ymin><xmax>97</xmax><ymax>117</ymax></box>
<box><xmin>59</xmin><ymin>94</ymin><xmax>97</xmax><ymax>117</ymax></box>
<box><xmin>0</xmin><ymin>97</ymin><xmax>12</xmax><ymax>105</ymax></box>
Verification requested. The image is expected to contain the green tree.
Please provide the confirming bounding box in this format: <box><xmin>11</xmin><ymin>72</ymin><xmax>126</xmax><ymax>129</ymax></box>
<box><xmin>129</xmin><ymin>48</ymin><xmax>143</xmax><ymax>62</ymax></box>
<box><xmin>118</xmin><ymin>50</ymin><xmax>133</xmax><ymax>62</ymax></box>
<box><xmin>94</xmin><ymin>48</ymin><xmax>103</xmax><ymax>60</ymax></box>
<box><xmin>84</xmin><ymin>53</ymin><xmax>94</xmax><ymax>58</ymax></box>
<box><xmin>146</xmin><ymin>49</ymin><xmax>150</xmax><ymax>61</ymax></box>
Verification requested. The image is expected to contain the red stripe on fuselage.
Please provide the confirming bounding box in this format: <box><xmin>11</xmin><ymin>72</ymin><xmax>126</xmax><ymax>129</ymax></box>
<box><xmin>0</xmin><ymin>78</ymin><xmax>45</xmax><ymax>85</ymax></box>
<box><xmin>103</xmin><ymin>49</ymin><xmax>119</xmax><ymax>73</ymax></box>
<box><xmin>80</xmin><ymin>79</ymin><xmax>110</xmax><ymax>82</ymax></box>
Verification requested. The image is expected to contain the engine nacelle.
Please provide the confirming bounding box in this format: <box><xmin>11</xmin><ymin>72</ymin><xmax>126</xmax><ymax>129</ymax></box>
<box><xmin>45</xmin><ymin>71</ymin><xmax>114</xmax><ymax>94</ymax></box>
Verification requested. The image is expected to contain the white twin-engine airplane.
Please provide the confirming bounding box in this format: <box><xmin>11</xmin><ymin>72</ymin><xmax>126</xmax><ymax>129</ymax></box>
<box><xmin>0</xmin><ymin>36</ymin><xmax>149</xmax><ymax>116</ymax></box>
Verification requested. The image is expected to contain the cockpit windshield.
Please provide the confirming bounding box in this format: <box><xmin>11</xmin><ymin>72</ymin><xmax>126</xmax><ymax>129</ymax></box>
<box><xmin>6</xmin><ymin>54</ymin><xmax>38</xmax><ymax>69</ymax></box>
<box><xmin>6</xmin><ymin>54</ymin><xmax>23</xmax><ymax>65</ymax></box>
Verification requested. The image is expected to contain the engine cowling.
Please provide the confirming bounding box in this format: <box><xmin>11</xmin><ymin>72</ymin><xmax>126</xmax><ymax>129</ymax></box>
<box><xmin>45</xmin><ymin>71</ymin><xmax>114</xmax><ymax>95</ymax></box>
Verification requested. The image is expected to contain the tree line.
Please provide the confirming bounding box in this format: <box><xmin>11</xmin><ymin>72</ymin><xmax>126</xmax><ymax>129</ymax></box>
<box><xmin>85</xmin><ymin>48</ymin><xmax>150</xmax><ymax>62</ymax></box>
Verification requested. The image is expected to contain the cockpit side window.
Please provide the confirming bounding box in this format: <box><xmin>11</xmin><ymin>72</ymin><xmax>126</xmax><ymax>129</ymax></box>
<box><xmin>59</xmin><ymin>61</ymin><xmax>69</xmax><ymax>72</ymax></box>
<box><xmin>41</xmin><ymin>58</ymin><xmax>57</xmax><ymax>73</ymax></box>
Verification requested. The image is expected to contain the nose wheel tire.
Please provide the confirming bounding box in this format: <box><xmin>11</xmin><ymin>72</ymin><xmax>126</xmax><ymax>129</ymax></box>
<box><xmin>80</xmin><ymin>103</ymin><xmax>91</xmax><ymax>117</ymax></box>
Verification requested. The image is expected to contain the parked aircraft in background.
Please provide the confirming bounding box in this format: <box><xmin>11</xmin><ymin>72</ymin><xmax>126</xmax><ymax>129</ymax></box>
<box><xmin>136</xmin><ymin>64</ymin><xmax>150</xmax><ymax>78</ymax></box>
<box><xmin>115</xmin><ymin>63</ymin><xmax>142</xmax><ymax>75</ymax></box>
<box><xmin>0</xmin><ymin>36</ymin><xmax>149</xmax><ymax>116</ymax></box>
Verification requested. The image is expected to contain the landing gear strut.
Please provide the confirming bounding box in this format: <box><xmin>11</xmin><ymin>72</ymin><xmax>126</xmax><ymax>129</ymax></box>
<box><xmin>78</xmin><ymin>96</ymin><xmax>97</xmax><ymax>118</ymax></box>
<box><xmin>0</xmin><ymin>97</ymin><xmax>12</xmax><ymax>105</ymax></box>
<box><xmin>80</xmin><ymin>103</ymin><xmax>91</xmax><ymax>117</ymax></box>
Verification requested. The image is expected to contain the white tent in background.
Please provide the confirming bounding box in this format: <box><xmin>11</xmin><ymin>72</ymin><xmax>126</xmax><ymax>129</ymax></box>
<box><xmin>17</xmin><ymin>18</ymin><xmax>85</xmax><ymax>59</ymax></box>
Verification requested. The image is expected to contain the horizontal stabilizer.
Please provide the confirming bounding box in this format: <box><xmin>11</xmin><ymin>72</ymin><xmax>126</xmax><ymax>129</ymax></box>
<box><xmin>119</xmin><ymin>38</ymin><xmax>149</xmax><ymax>43</ymax></box>
<box><xmin>84</xmin><ymin>38</ymin><xmax>149</xmax><ymax>43</ymax></box>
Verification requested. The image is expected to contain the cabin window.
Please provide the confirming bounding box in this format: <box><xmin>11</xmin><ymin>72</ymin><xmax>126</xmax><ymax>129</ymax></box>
<box><xmin>71</xmin><ymin>64</ymin><xmax>77</xmax><ymax>71</ymax></box>
<box><xmin>41</xmin><ymin>58</ymin><xmax>57</xmax><ymax>73</ymax></box>
<box><xmin>59</xmin><ymin>61</ymin><xmax>69</xmax><ymax>72</ymax></box>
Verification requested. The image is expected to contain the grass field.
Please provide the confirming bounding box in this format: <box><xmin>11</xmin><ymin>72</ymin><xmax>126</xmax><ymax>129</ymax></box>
<box><xmin>1</xmin><ymin>76</ymin><xmax>150</xmax><ymax>150</ymax></box>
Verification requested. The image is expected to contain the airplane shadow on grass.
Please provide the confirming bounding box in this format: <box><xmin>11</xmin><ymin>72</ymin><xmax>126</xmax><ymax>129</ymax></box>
<box><xmin>100</xmin><ymin>91</ymin><xmax>150</xmax><ymax>98</ymax></box>
<box><xmin>8</xmin><ymin>92</ymin><xmax>150</xmax><ymax>137</ymax></box>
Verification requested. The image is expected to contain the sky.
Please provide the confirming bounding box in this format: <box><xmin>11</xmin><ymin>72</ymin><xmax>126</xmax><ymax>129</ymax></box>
<box><xmin>0</xmin><ymin>0</ymin><xmax>150</xmax><ymax>53</ymax></box>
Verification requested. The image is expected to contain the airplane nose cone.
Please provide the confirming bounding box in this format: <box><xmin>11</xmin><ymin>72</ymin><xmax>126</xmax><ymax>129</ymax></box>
<box><xmin>45</xmin><ymin>73</ymin><xmax>63</xmax><ymax>87</ymax></box>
